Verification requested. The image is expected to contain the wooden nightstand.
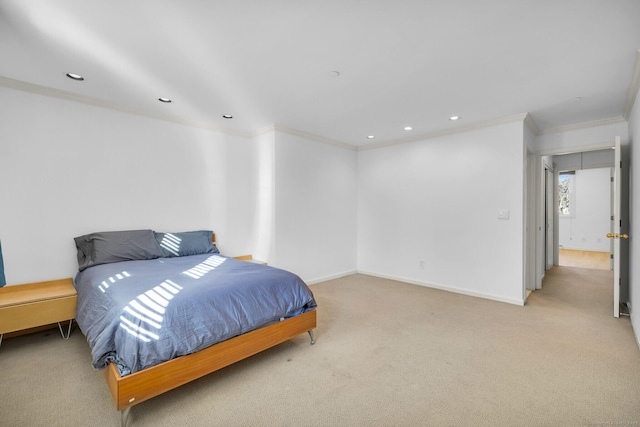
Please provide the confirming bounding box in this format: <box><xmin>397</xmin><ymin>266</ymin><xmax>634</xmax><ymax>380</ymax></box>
<box><xmin>233</xmin><ymin>255</ymin><xmax>267</xmax><ymax>265</ymax></box>
<box><xmin>0</xmin><ymin>278</ymin><xmax>77</xmax><ymax>347</ymax></box>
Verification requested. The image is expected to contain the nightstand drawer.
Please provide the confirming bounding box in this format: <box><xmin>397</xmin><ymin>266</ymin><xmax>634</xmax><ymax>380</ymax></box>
<box><xmin>0</xmin><ymin>295</ymin><xmax>77</xmax><ymax>334</ymax></box>
<box><xmin>0</xmin><ymin>278</ymin><xmax>77</xmax><ymax>336</ymax></box>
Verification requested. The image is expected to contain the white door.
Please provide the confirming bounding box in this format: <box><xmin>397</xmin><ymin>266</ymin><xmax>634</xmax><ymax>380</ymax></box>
<box><xmin>545</xmin><ymin>168</ymin><xmax>554</xmax><ymax>270</ymax></box>
<box><xmin>610</xmin><ymin>136</ymin><xmax>630</xmax><ymax>318</ymax></box>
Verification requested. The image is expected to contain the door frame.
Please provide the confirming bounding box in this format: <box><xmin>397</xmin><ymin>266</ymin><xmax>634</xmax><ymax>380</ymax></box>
<box><xmin>531</xmin><ymin>141</ymin><xmax>622</xmax><ymax>302</ymax></box>
<box><xmin>544</xmin><ymin>166</ymin><xmax>554</xmax><ymax>271</ymax></box>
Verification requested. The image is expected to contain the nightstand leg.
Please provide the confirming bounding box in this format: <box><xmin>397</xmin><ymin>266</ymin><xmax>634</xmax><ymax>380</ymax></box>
<box><xmin>57</xmin><ymin>320</ymin><xmax>73</xmax><ymax>340</ymax></box>
<box><xmin>0</xmin><ymin>334</ymin><xmax>3</xmax><ymax>348</ymax></box>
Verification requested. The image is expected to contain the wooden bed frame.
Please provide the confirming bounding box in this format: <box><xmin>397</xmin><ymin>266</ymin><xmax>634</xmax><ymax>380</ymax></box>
<box><xmin>98</xmin><ymin>234</ymin><xmax>317</xmax><ymax>425</ymax></box>
<box><xmin>104</xmin><ymin>309</ymin><xmax>316</xmax><ymax>413</ymax></box>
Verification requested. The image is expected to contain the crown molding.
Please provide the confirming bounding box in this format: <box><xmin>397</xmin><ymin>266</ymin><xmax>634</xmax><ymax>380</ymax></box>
<box><xmin>358</xmin><ymin>113</ymin><xmax>529</xmax><ymax>151</ymax></box>
<box><xmin>523</xmin><ymin>113</ymin><xmax>540</xmax><ymax>136</ymax></box>
<box><xmin>252</xmin><ymin>124</ymin><xmax>277</xmax><ymax>138</ymax></box>
<box><xmin>538</xmin><ymin>116</ymin><xmax>626</xmax><ymax>136</ymax></box>
<box><xmin>4</xmin><ymin>72</ymin><xmax>633</xmax><ymax>151</ymax></box>
<box><xmin>0</xmin><ymin>75</ymin><xmax>252</xmax><ymax>138</ymax></box>
<box><xmin>269</xmin><ymin>125</ymin><xmax>357</xmax><ymax>151</ymax></box>
<box><xmin>623</xmin><ymin>50</ymin><xmax>640</xmax><ymax>120</ymax></box>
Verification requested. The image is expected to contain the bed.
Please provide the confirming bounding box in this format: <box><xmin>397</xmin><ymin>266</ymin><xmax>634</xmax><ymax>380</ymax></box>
<box><xmin>72</xmin><ymin>229</ymin><xmax>317</xmax><ymax>425</ymax></box>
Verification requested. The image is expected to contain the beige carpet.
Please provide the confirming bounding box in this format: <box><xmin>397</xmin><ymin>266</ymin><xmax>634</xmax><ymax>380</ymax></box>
<box><xmin>559</xmin><ymin>249</ymin><xmax>611</xmax><ymax>270</ymax></box>
<box><xmin>1</xmin><ymin>268</ymin><xmax>639</xmax><ymax>427</ymax></box>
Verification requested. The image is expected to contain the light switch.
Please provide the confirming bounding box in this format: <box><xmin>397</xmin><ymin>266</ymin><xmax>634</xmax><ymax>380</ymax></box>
<box><xmin>498</xmin><ymin>209</ymin><xmax>510</xmax><ymax>220</ymax></box>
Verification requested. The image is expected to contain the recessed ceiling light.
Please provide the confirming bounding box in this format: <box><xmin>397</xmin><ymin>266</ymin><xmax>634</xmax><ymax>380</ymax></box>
<box><xmin>66</xmin><ymin>73</ymin><xmax>84</xmax><ymax>81</ymax></box>
<box><xmin>404</xmin><ymin>126</ymin><xmax>413</xmax><ymax>131</ymax></box>
<box><xmin>449</xmin><ymin>116</ymin><xmax>460</xmax><ymax>121</ymax></box>
<box><xmin>367</xmin><ymin>135</ymin><xmax>375</xmax><ymax>139</ymax></box>
<box><xmin>158</xmin><ymin>97</ymin><xmax>172</xmax><ymax>103</ymax></box>
<box><xmin>222</xmin><ymin>114</ymin><xmax>233</xmax><ymax>119</ymax></box>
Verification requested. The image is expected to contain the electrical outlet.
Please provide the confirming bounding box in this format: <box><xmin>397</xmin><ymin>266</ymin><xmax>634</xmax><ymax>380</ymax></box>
<box><xmin>497</xmin><ymin>209</ymin><xmax>510</xmax><ymax>220</ymax></box>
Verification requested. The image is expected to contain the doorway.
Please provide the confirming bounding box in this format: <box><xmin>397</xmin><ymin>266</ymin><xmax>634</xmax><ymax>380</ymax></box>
<box><xmin>556</xmin><ymin>167</ymin><xmax>612</xmax><ymax>270</ymax></box>
<box><xmin>542</xmin><ymin>150</ymin><xmax>614</xmax><ymax>274</ymax></box>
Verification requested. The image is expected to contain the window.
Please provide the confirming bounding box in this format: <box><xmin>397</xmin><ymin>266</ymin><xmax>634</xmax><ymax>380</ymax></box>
<box><xmin>558</xmin><ymin>172</ymin><xmax>575</xmax><ymax>216</ymax></box>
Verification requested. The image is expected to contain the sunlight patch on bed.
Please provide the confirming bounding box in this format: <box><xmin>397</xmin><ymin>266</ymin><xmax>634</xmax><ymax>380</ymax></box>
<box><xmin>98</xmin><ymin>271</ymin><xmax>131</xmax><ymax>293</ymax></box>
<box><xmin>182</xmin><ymin>255</ymin><xmax>226</xmax><ymax>279</ymax></box>
<box><xmin>119</xmin><ymin>316</ymin><xmax>159</xmax><ymax>342</ymax></box>
<box><xmin>119</xmin><ymin>279</ymin><xmax>184</xmax><ymax>342</ymax></box>
<box><xmin>159</xmin><ymin>233</ymin><xmax>182</xmax><ymax>256</ymax></box>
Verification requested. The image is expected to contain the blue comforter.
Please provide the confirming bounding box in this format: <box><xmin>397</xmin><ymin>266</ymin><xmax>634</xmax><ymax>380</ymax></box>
<box><xmin>74</xmin><ymin>255</ymin><xmax>316</xmax><ymax>376</ymax></box>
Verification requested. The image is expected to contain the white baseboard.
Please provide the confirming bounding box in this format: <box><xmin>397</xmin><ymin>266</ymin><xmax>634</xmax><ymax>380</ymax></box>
<box><xmin>356</xmin><ymin>270</ymin><xmax>526</xmax><ymax>306</ymax></box>
<box><xmin>305</xmin><ymin>270</ymin><xmax>358</xmax><ymax>285</ymax></box>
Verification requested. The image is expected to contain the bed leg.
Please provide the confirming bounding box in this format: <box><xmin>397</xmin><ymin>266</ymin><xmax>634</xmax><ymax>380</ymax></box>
<box><xmin>121</xmin><ymin>407</ymin><xmax>131</xmax><ymax>427</ymax></box>
<box><xmin>308</xmin><ymin>330</ymin><xmax>316</xmax><ymax>345</ymax></box>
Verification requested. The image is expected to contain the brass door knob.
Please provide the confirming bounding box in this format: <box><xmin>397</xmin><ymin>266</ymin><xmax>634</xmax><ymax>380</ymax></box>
<box><xmin>607</xmin><ymin>233</ymin><xmax>630</xmax><ymax>239</ymax></box>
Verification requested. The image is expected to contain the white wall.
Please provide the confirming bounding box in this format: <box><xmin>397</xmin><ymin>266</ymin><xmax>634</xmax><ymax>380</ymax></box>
<box><xmin>0</xmin><ymin>88</ymin><xmax>360</xmax><ymax>287</ymax></box>
<box><xmin>0</xmin><ymin>87</ymin><xmax>252</xmax><ymax>284</ymax></box>
<box><xmin>272</xmin><ymin>129</ymin><xmax>358</xmax><ymax>283</ymax></box>
<box><xmin>357</xmin><ymin>121</ymin><xmax>525</xmax><ymax>305</ymax></box>
<box><xmin>557</xmin><ymin>168</ymin><xmax>611</xmax><ymax>252</ymax></box>
<box><xmin>251</xmin><ymin>129</ymin><xmax>276</xmax><ymax>264</ymax></box>
<box><xmin>628</xmin><ymin>86</ymin><xmax>640</xmax><ymax>348</ymax></box>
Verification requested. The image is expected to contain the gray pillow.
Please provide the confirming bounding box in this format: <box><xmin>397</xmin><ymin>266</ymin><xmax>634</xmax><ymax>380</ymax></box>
<box><xmin>74</xmin><ymin>229</ymin><xmax>164</xmax><ymax>271</ymax></box>
<box><xmin>154</xmin><ymin>230</ymin><xmax>219</xmax><ymax>257</ymax></box>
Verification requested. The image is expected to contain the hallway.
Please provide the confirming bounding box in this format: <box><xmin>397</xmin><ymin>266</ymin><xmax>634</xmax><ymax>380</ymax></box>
<box><xmin>558</xmin><ymin>249</ymin><xmax>610</xmax><ymax>271</ymax></box>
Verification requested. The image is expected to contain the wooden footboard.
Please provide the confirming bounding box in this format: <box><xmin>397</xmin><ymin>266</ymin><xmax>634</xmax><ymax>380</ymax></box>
<box><xmin>103</xmin><ymin>309</ymin><xmax>316</xmax><ymax>411</ymax></box>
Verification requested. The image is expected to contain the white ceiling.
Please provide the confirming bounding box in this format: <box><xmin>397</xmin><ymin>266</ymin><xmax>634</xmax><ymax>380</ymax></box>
<box><xmin>1</xmin><ymin>0</ymin><xmax>639</xmax><ymax>147</ymax></box>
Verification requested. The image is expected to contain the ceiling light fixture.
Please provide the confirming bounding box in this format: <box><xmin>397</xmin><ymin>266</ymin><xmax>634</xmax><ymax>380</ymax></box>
<box><xmin>404</xmin><ymin>126</ymin><xmax>413</xmax><ymax>131</ymax></box>
<box><xmin>449</xmin><ymin>116</ymin><xmax>460</xmax><ymax>121</ymax></box>
<box><xmin>367</xmin><ymin>135</ymin><xmax>375</xmax><ymax>139</ymax></box>
<box><xmin>66</xmin><ymin>73</ymin><xmax>84</xmax><ymax>81</ymax></box>
<box><xmin>158</xmin><ymin>97</ymin><xmax>172</xmax><ymax>103</ymax></box>
<box><xmin>222</xmin><ymin>114</ymin><xmax>233</xmax><ymax>119</ymax></box>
